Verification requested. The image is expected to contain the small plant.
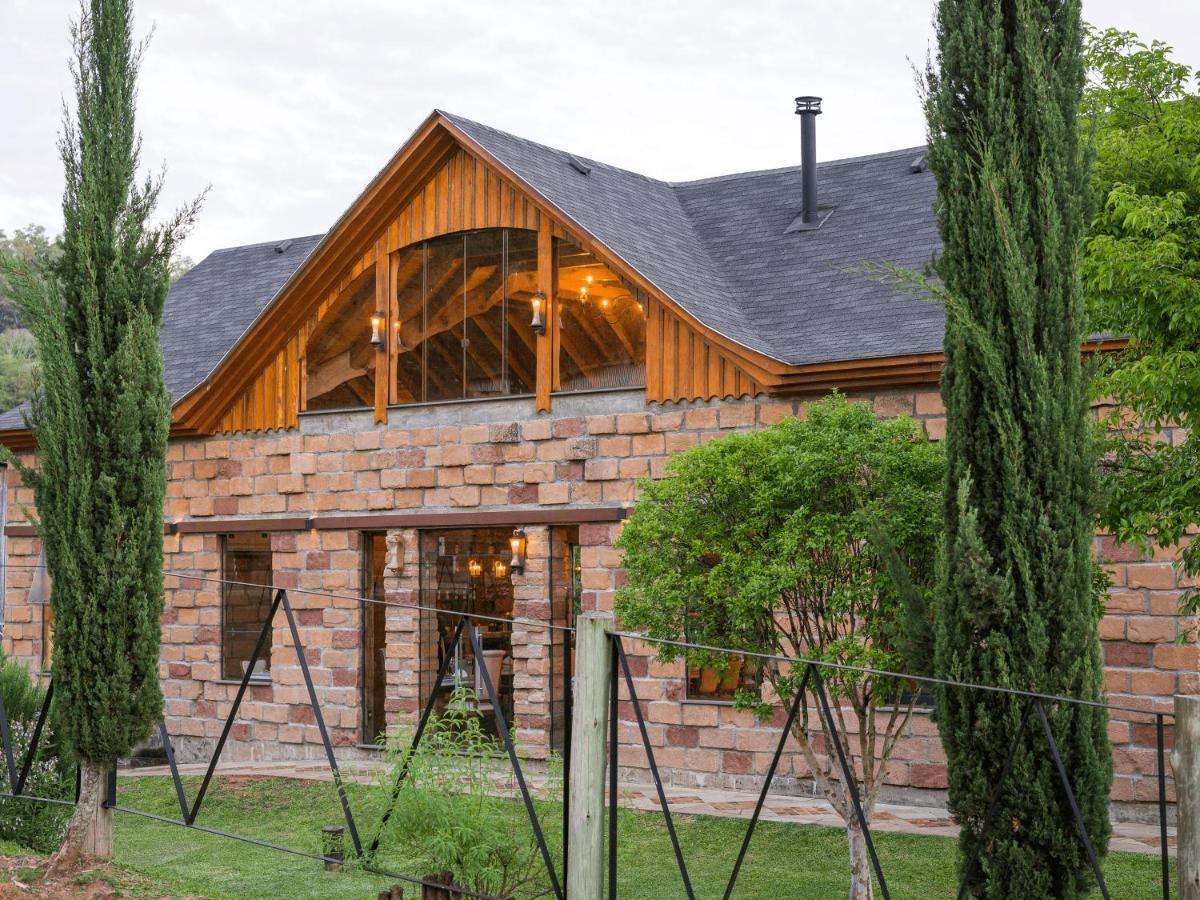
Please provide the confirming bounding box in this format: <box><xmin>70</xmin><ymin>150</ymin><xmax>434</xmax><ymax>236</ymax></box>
<box><xmin>374</xmin><ymin>688</ymin><xmax>560</xmax><ymax>898</ymax></box>
<box><xmin>0</xmin><ymin>653</ymin><xmax>73</xmax><ymax>853</ymax></box>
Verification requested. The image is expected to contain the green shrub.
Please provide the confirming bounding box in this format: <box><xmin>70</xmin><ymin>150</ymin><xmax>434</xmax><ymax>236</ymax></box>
<box><xmin>373</xmin><ymin>688</ymin><xmax>561</xmax><ymax>898</ymax></box>
<box><xmin>0</xmin><ymin>652</ymin><xmax>73</xmax><ymax>853</ymax></box>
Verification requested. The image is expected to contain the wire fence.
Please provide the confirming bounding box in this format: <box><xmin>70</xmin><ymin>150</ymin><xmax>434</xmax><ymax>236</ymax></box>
<box><xmin>0</xmin><ymin>567</ymin><xmax>1180</xmax><ymax>898</ymax></box>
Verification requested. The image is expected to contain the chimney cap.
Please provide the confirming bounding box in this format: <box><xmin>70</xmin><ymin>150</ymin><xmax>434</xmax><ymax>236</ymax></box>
<box><xmin>794</xmin><ymin>96</ymin><xmax>822</xmax><ymax>115</ymax></box>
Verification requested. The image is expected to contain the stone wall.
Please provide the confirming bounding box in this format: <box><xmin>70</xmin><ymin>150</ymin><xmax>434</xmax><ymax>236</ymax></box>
<box><xmin>0</xmin><ymin>386</ymin><xmax>1189</xmax><ymax>811</ymax></box>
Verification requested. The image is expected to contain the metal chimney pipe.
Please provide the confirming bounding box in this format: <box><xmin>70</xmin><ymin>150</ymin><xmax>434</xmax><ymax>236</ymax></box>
<box><xmin>795</xmin><ymin>96</ymin><xmax>822</xmax><ymax>223</ymax></box>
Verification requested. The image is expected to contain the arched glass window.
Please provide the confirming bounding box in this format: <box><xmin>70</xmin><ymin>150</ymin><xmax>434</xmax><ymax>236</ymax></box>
<box><xmin>305</xmin><ymin>227</ymin><xmax>646</xmax><ymax>411</ymax></box>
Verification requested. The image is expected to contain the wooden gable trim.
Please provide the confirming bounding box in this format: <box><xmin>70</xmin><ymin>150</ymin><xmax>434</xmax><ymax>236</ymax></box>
<box><xmin>173</xmin><ymin>113</ymin><xmax>460</xmax><ymax>434</ymax></box>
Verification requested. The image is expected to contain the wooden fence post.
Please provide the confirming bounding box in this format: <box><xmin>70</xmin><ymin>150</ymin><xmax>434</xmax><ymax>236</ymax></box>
<box><xmin>566</xmin><ymin>612</ymin><xmax>614</xmax><ymax>900</ymax></box>
<box><xmin>1175</xmin><ymin>694</ymin><xmax>1200</xmax><ymax>900</ymax></box>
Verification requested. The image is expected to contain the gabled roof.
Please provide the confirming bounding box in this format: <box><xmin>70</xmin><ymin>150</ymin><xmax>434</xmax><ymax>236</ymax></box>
<box><xmin>0</xmin><ymin>110</ymin><xmax>945</xmax><ymax>435</ymax></box>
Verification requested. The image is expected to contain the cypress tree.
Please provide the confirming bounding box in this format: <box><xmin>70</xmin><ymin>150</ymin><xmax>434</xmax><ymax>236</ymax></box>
<box><xmin>925</xmin><ymin>1</ymin><xmax>1112</xmax><ymax>896</ymax></box>
<box><xmin>0</xmin><ymin>0</ymin><xmax>198</xmax><ymax>870</ymax></box>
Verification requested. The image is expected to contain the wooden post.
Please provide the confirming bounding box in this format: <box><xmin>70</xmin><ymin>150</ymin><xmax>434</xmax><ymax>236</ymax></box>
<box><xmin>566</xmin><ymin>612</ymin><xmax>613</xmax><ymax>900</ymax></box>
<box><xmin>1174</xmin><ymin>694</ymin><xmax>1200</xmax><ymax>899</ymax></box>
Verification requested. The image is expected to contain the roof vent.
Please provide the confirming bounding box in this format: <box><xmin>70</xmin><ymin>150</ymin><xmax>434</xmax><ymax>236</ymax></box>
<box><xmin>568</xmin><ymin>154</ymin><xmax>591</xmax><ymax>176</ymax></box>
<box><xmin>910</xmin><ymin>153</ymin><xmax>927</xmax><ymax>174</ymax></box>
<box><xmin>274</xmin><ymin>239</ymin><xmax>293</xmax><ymax>254</ymax></box>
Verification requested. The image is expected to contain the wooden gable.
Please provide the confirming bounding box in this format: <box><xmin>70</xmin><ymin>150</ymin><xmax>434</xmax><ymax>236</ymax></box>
<box><xmin>187</xmin><ymin>116</ymin><xmax>784</xmax><ymax>437</ymax></box>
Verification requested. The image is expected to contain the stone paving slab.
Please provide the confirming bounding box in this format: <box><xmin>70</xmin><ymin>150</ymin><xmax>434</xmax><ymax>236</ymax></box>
<box><xmin>121</xmin><ymin>759</ymin><xmax>1173</xmax><ymax>857</ymax></box>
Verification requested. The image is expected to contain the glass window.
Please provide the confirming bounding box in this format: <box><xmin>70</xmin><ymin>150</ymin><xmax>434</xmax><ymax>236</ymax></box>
<box><xmin>686</xmin><ymin>655</ymin><xmax>760</xmax><ymax>702</ymax></box>
<box><xmin>393</xmin><ymin>244</ymin><xmax>424</xmax><ymax>404</ymax></box>
<box><xmin>504</xmin><ymin>230</ymin><xmax>538</xmax><ymax>395</ymax></box>
<box><xmin>221</xmin><ymin>533</ymin><xmax>274</xmax><ymax>681</ymax></box>
<box><xmin>423</xmin><ymin>234</ymin><xmax>467</xmax><ymax>402</ymax></box>
<box><xmin>392</xmin><ymin>229</ymin><xmax>540</xmax><ymax>404</ymax></box>
<box><xmin>555</xmin><ymin>240</ymin><xmax>646</xmax><ymax>391</ymax></box>
<box><xmin>305</xmin><ymin>272</ymin><xmax>378</xmax><ymax>410</ymax></box>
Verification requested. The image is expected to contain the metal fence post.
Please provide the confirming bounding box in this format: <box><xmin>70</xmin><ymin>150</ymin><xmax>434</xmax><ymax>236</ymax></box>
<box><xmin>1174</xmin><ymin>694</ymin><xmax>1200</xmax><ymax>899</ymax></box>
<box><xmin>566</xmin><ymin>612</ymin><xmax>613</xmax><ymax>900</ymax></box>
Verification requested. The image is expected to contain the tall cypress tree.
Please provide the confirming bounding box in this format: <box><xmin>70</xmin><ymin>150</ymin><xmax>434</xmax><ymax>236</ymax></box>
<box><xmin>1</xmin><ymin>0</ymin><xmax>198</xmax><ymax>870</ymax></box>
<box><xmin>925</xmin><ymin>1</ymin><xmax>1111</xmax><ymax>896</ymax></box>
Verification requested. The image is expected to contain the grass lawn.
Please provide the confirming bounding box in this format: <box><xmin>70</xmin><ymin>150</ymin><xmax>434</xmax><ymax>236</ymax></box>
<box><xmin>2</xmin><ymin>775</ymin><xmax>1172</xmax><ymax>898</ymax></box>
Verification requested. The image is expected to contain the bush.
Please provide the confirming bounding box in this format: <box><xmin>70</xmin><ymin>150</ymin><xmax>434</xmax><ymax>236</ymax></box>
<box><xmin>373</xmin><ymin>688</ymin><xmax>561</xmax><ymax>898</ymax></box>
<box><xmin>0</xmin><ymin>652</ymin><xmax>73</xmax><ymax>853</ymax></box>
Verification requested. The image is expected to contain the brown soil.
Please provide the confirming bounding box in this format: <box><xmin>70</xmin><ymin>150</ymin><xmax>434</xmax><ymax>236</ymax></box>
<box><xmin>0</xmin><ymin>855</ymin><xmax>195</xmax><ymax>899</ymax></box>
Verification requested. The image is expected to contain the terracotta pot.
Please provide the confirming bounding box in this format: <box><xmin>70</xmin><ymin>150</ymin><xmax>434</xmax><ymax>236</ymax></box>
<box><xmin>698</xmin><ymin>666</ymin><xmax>720</xmax><ymax>695</ymax></box>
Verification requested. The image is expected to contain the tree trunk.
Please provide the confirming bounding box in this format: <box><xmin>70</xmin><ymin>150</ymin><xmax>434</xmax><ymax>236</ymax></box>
<box><xmin>46</xmin><ymin>758</ymin><xmax>111</xmax><ymax>878</ymax></box>
<box><xmin>847</xmin><ymin>819</ymin><xmax>875</xmax><ymax>900</ymax></box>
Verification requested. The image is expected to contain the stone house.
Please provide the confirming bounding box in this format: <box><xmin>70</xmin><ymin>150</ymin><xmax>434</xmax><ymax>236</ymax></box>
<box><xmin>0</xmin><ymin>105</ymin><xmax>1186</xmax><ymax>815</ymax></box>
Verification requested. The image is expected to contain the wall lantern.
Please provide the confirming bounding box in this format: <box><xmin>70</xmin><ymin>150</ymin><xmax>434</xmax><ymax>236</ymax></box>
<box><xmin>369</xmin><ymin>311</ymin><xmax>386</xmax><ymax>349</ymax></box>
<box><xmin>393</xmin><ymin>318</ymin><xmax>404</xmax><ymax>350</ymax></box>
<box><xmin>530</xmin><ymin>293</ymin><xmax>547</xmax><ymax>335</ymax></box>
<box><xmin>509</xmin><ymin>528</ymin><xmax>527</xmax><ymax>575</ymax></box>
<box><xmin>467</xmin><ymin>558</ymin><xmax>483</xmax><ymax>578</ymax></box>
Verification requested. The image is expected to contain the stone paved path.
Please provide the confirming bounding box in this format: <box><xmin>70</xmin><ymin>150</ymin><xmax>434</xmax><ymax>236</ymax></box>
<box><xmin>121</xmin><ymin>758</ymin><xmax>1173</xmax><ymax>857</ymax></box>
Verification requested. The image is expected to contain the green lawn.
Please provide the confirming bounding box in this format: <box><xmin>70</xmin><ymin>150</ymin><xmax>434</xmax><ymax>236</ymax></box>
<box><xmin>5</xmin><ymin>775</ymin><xmax>1173</xmax><ymax>898</ymax></box>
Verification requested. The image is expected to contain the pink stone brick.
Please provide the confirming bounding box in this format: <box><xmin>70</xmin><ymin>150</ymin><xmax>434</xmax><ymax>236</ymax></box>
<box><xmin>538</xmin><ymin>482</ymin><xmax>569</xmax><ymax>505</ymax></box>
<box><xmin>914</xmin><ymin>391</ymin><xmax>945</xmax><ymax>415</ymax></box>
<box><xmin>1126</xmin><ymin>616</ymin><xmax>1175</xmax><ymax>644</ymax></box>
<box><xmin>718</xmin><ymin>405</ymin><xmax>755</xmax><ymax>428</ymax></box>
<box><xmin>1128</xmin><ymin>564</ymin><xmax>1176</xmax><ymax>590</ymax></box>
<box><xmin>449</xmin><ymin>486</ymin><xmax>481</xmax><ymax>507</ymax></box>
<box><xmin>616</xmin><ymin>414</ymin><xmax>649</xmax><ymax>434</ymax></box>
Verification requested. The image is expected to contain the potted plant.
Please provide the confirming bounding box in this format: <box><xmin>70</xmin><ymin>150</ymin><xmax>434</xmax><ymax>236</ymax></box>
<box><xmin>375</xmin><ymin>688</ymin><xmax>561</xmax><ymax>899</ymax></box>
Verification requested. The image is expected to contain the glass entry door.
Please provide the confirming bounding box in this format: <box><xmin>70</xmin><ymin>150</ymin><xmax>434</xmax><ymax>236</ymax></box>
<box><xmin>419</xmin><ymin>528</ymin><xmax>515</xmax><ymax>727</ymax></box>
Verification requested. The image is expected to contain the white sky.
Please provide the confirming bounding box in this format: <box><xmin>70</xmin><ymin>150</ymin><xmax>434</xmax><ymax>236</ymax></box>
<box><xmin>3</xmin><ymin>0</ymin><xmax>1199</xmax><ymax>263</ymax></box>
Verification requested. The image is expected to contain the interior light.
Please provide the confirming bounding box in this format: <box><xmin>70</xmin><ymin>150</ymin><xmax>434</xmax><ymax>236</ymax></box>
<box><xmin>530</xmin><ymin>293</ymin><xmax>546</xmax><ymax>335</ymax></box>
<box><xmin>492</xmin><ymin>559</ymin><xmax>508</xmax><ymax>578</ymax></box>
<box><xmin>468</xmin><ymin>558</ymin><xmax>482</xmax><ymax>578</ymax></box>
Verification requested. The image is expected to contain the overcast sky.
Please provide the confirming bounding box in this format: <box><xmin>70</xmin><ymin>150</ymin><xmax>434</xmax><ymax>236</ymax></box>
<box><xmin>3</xmin><ymin>0</ymin><xmax>1199</xmax><ymax>263</ymax></box>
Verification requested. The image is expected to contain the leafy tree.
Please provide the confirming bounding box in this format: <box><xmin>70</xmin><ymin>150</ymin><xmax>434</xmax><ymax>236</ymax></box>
<box><xmin>615</xmin><ymin>395</ymin><xmax>944</xmax><ymax>900</ymax></box>
<box><xmin>0</xmin><ymin>331</ymin><xmax>39</xmax><ymax>412</ymax></box>
<box><xmin>168</xmin><ymin>254</ymin><xmax>194</xmax><ymax>284</ymax></box>
<box><xmin>0</xmin><ymin>0</ymin><xmax>198</xmax><ymax>872</ymax></box>
<box><xmin>0</xmin><ymin>226</ymin><xmax>62</xmax><ymax>332</ymax></box>
<box><xmin>1082</xmin><ymin>27</ymin><xmax>1200</xmax><ymax>627</ymax></box>
<box><xmin>925</xmin><ymin>0</ymin><xmax>1111</xmax><ymax>896</ymax></box>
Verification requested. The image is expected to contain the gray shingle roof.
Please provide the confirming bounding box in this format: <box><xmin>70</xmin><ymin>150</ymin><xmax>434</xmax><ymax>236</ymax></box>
<box><xmin>0</xmin><ymin>234</ymin><xmax>322</xmax><ymax>430</ymax></box>
<box><xmin>0</xmin><ymin>111</ymin><xmax>945</xmax><ymax>431</ymax></box>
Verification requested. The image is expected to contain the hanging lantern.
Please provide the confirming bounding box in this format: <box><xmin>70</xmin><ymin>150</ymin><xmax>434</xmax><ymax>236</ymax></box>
<box><xmin>509</xmin><ymin>529</ymin><xmax>527</xmax><ymax>575</ymax></box>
